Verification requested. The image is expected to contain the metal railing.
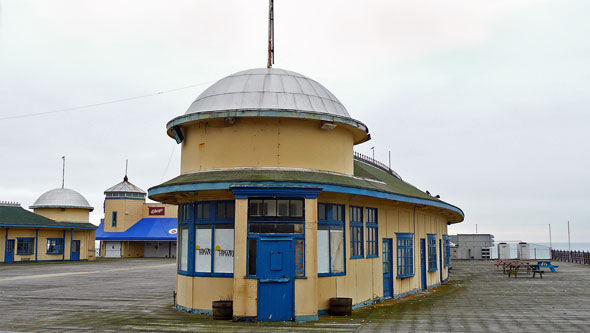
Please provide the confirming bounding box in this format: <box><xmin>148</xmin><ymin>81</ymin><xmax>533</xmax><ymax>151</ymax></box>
<box><xmin>353</xmin><ymin>152</ymin><xmax>402</xmax><ymax>180</ymax></box>
<box><xmin>552</xmin><ymin>249</ymin><xmax>590</xmax><ymax>265</ymax></box>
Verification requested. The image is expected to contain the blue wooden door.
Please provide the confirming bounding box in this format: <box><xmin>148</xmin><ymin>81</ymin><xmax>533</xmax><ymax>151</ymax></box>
<box><xmin>382</xmin><ymin>238</ymin><xmax>393</xmax><ymax>298</ymax></box>
<box><xmin>5</xmin><ymin>239</ymin><xmax>15</xmax><ymax>263</ymax></box>
<box><xmin>257</xmin><ymin>238</ymin><xmax>294</xmax><ymax>321</ymax></box>
<box><xmin>439</xmin><ymin>239</ymin><xmax>443</xmax><ymax>282</ymax></box>
<box><xmin>420</xmin><ymin>238</ymin><xmax>427</xmax><ymax>290</ymax></box>
<box><xmin>71</xmin><ymin>240</ymin><xmax>80</xmax><ymax>261</ymax></box>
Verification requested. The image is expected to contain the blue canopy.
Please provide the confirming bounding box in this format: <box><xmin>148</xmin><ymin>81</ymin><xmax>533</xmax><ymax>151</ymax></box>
<box><xmin>96</xmin><ymin>218</ymin><xmax>177</xmax><ymax>241</ymax></box>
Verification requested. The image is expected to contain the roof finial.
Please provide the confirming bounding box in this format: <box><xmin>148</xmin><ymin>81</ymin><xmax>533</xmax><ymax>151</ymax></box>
<box><xmin>124</xmin><ymin>159</ymin><xmax>129</xmax><ymax>182</ymax></box>
<box><xmin>267</xmin><ymin>0</ymin><xmax>274</xmax><ymax>68</ymax></box>
<box><xmin>61</xmin><ymin>156</ymin><xmax>65</xmax><ymax>188</ymax></box>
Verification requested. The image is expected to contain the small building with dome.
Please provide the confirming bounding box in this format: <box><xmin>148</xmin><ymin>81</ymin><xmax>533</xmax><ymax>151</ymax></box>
<box><xmin>148</xmin><ymin>67</ymin><xmax>464</xmax><ymax>321</ymax></box>
<box><xmin>1</xmin><ymin>186</ymin><xmax>97</xmax><ymax>264</ymax></box>
<box><xmin>96</xmin><ymin>175</ymin><xmax>178</xmax><ymax>258</ymax></box>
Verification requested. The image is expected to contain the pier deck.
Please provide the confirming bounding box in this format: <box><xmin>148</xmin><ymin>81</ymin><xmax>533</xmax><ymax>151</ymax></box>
<box><xmin>0</xmin><ymin>258</ymin><xmax>588</xmax><ymax>332</ymax></box>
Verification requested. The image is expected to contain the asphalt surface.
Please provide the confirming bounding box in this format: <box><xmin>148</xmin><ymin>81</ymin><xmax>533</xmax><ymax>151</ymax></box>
<box><xmin>0</xmin><ymin>258</ymin><xmax>589</xmax><ymax>332</ymax></box>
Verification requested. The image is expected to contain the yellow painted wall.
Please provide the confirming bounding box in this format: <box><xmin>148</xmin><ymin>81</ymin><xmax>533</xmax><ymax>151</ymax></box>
<box><xmin>0</xmin><ymin>229</ymin><xmax>5</xmax><ymax>261</ymax></box>
<box><xmin>121</xmin><ymin>241</ymin><xmax>144</xmax><ymax>257</ymax></box>
<box><xmin>180</xmin><ymin>118</ymin><xmax>355</xmax><ymax>175</ymax></box>
<box><xmin>295</xmin><ymin>198</ymin><xmax>319</xmax><ymax>316</ymax></box>
<box><xmin>316</xmin><ymin>193</ymin><xmax>451</xmax><ymax>310</ymax></box>
<box><xmin>6</xmin><ymin>229</ymin><xmax>36</xmax><ymax>262</ymax></box>
<box><xmin>143</xmin><ymin>203</ymin><xmax>178</xmax><ymax>218</ymax></box>
<box><xmin>231</xmin><ymin>198</ymin><xmax>257</xmax><ymax>317</ymax></box>
<box><xmin>104</xmin><ymin>198</ymin><xmax>144</xmax><ymax>232</ymax></box>
<box><xmin>192</xmin><ymin>277</ymin><xmax>234</xmax><ymax>310</ymax></box>
<box><xmin>33</xmin><ymin>208</ymin><xmax>90</xmax><ymax>223</ymax></box>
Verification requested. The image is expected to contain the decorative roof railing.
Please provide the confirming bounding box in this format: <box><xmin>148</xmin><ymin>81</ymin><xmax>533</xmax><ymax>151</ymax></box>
<box><xmin>353</xmin><ymin>152</ymin><xmax>402</xmax><ymax>180</ymax></box>
<box><xmin>0</xmin><ymin>201</ymin><xmax>21</xmax><ymax>207</ymax></box>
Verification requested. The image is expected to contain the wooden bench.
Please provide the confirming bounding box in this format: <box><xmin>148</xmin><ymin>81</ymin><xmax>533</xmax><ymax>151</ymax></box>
<box><xmin>532</xmin><ymin>270</ymin><xmax>545</xmax><ymax>279</ymax></box>
<box><xmin>507</xmin><ymin>265</ymin><xmax>520</xmax><ymax>278</ymax></box>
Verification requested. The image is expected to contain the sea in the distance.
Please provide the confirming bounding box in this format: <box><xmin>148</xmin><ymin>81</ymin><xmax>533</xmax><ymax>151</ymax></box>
<box><xmin>533</xmin><ymin>242</ymin><xmax>590</xmax><ymax>252</ymax></box>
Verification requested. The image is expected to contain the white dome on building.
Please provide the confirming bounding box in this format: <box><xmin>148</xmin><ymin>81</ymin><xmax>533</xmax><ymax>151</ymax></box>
<box><xmin>29</xmin><ymin>188</ymin><xmax>94</xmax><ymax>211</ymax></box>
<box><xmin>186</xmin><ymin>68</ymin><xmax>350</xmax><ymax>117</ymax></box>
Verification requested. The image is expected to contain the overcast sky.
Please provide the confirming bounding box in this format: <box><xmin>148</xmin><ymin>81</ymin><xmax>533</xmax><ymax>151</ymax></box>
<box><xmin>1</xmin><ymin>0</ymin><xmax>588</xmax><ymax>243</ymax></box>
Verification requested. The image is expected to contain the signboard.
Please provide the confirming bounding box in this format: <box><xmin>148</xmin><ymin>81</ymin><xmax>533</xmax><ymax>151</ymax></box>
<box><xmin>149</xmin><ymin>207</ymin><xmax>165</xmax><ymax>216</ymax></box>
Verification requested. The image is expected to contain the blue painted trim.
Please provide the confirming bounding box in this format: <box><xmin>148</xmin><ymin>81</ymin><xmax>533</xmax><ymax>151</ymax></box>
<box><xmin>294</xmin><ymin>315</ymin><xmax>319</xmax><ymax>322</ymax></box>
<box><xmin>70</xmin><ymin>229</ymin><xmax>74</xmax><ymax>261</ymax></box>
<box><xmin>194</xmin><ymin>272</ymin><xmax>234</xmax><ymax>278</ymax></box>
<box><xmin>231</xmin><ymin>185</ymin><xmax>323</xmax><ymax>199</ymax></box>
<box><xmin>149</xmin><ymin>181</ymin><xmax>464</xmax><ymax>218</ymax></box>
<box><xmin>1</xmin><ymin>259</ymin><xmax>89</xmax><ymax>264</ymax></box>
<box><xmin>427</xmin><ymin>281</ymin><xmax>442</xmax><ymax>290</ymax></box>
<box><xmin>318</xmin><ymin>297</ymin><xmax>385</xmax><ymax>315</ymax></box>
<box><xmin>4</xmin><ymin>228</ymin><xmax>9</xmax><ymax>263</ymax></box>
<box><xmin>0</xmin><ymin>224</ymin><xmax>97</xmax><ymax>229</ymax></box>
<box><xmin>16</xmin><ymin>237</ymin><xmax>35</xmax><ymax>255</ymax></box>
<box><xmin>62</xmin><ymin>230</ymin><xmax>66</xmax><ymax>261</ymax></box>
<box><xmin>35</xmin><ymin>229</ymin><xmax>38</xmax><ymax>261</ymax></box>
<box><xmin>175</xmin><ymin>304</ymin><xmax>213</xmax><ymax>316</ymax></box>
<box><xmin>318</xmin><ymin>272</ymin><xmax>346</xmax><ymax>277</ymax></box>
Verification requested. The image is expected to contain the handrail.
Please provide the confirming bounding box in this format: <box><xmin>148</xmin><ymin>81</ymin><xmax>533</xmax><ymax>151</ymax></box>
<box><xmin>353</xmin><ymin>152</ymin><xmax>402</xmax><ymax>180</ymax></box>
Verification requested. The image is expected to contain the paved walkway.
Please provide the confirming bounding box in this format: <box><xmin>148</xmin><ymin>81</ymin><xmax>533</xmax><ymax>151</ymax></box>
<box><xmin>0</xmin><ymin>258</ymin><xmax>589</xmax><ymax>332</ymax></box>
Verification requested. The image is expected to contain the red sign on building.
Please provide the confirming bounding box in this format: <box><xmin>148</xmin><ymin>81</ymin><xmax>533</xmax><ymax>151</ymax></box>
<box><xmin>149</xmin><ymin>207</ymin><xmax>165</xmax><ymax>216</ymax></box>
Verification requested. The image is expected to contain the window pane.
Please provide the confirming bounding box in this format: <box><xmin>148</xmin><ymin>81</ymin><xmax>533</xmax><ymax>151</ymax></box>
<box><xmin>214</xmin><ymin>225</ymin><xmax>234</xmax><ymax>273</ymax></box>
<box><xmin>330</xmin><ymin>226</ymin><xmax>344</xmax><ymax>273</ymax></box>
<box><xmin>180</xmin><ymin>227</ymin><xmax>188</xmax><ymax>271</ymax></box>
<box><xmin>216</xmin><ymin>203</ymin><xmax>226</xmax><ymax>219</ymax></box>
<box><xmin>248</xmin><ymin>238</ymin><xmax>257</xmax><ymax>276</ymax></box>
<box><xmin>277</xmin><ymin>200</ymin><xmax>290</xmax><ymax>217</ymax></box>
<box><xmin>263</xmin><ymin>199</ymin><xmax>277</xmax><ymax>217</ymax></box>
<box><xmin>318</xmin><ymin>204</ymin><xmax>326</xmax><ymax>221</ymax></box>
<box><xmin>317</xmin><ymin>226</ymin><xmax>330</xmax><ymax>274</ymax></box>
<box><xmin>249</xmin><ymin>199</ymin><xmax>262</xmax><ymax>217</ymax></box>
<box><xmin>248</xmin><ymin>223</ymin><xmax>304</xmax><ymax>234</ymax></box>
<box><xmin>195</xmin><ymin>225</ymin><xmax>212</xmax><ymax>273</ymax></box>
<box><xmin>226</xmin><ymin>202</ymin><xmax>235</xmax><ymax>219</ymax></box>
<box><xmin>290</xmin><ymin>200</ymin><xmax>303</xmax><ymax>217</ymax></box>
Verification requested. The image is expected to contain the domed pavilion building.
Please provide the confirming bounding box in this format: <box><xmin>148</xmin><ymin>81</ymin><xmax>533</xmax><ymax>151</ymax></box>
<box><xmin>1</xmin><ymin>187</ymin><xmax>97</xmax><ymax>264</ymax></box>
<box><xmin>148</xmin><ymin>68</ymin><xmax>464</xmax><ymax>321</ymax></box>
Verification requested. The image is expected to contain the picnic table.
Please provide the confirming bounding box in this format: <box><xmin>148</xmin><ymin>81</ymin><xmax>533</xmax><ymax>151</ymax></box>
<box><xmin>537</xmin><ymin>260</ymin><xmax>559</xmax><ymax>273</ymax></box>
<box><xmin>526</xmin><ymin>263</ymin><xmax>544</xmax><ymax>278</ymax></box>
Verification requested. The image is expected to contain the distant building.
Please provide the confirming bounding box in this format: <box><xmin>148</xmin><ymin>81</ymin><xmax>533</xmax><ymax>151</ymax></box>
<box><xmin>450</xmin><ymin>234</ymin><xmax>494</xmax><ymax>260</ymax></box>
<box><xmin>96</xmin><ymin>175</ymin><xmax>177</xmax><ymax>258</ymax></box>
<box><xmin>1</xmin><ymin>187</ymin><xmax>97</xmax><ymax>264</ymax></box>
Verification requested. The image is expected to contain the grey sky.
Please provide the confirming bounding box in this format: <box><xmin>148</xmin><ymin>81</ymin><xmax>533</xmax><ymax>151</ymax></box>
<box><xmin>1</xmin><ymin>1</ymin><xmax>588</xmax><ymax>243</ymax></box>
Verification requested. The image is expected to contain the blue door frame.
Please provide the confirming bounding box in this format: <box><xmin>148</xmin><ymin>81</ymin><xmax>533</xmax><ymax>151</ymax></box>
<box><xmin>382</xmin><ymin>238</ymin><xmax>393</xmax><ymax>298</ymax></box>
<box><xmin>257</xmin><ymin>237</ymin><xmax>295</xmax><ymax>321</ymax></box>
<box><xmin>420</xmin><ymin>238</ymin><xmax>427</xmax><ymax>290</ymax></box>
<box><xmin>71</xmin><ymin>240</ymin><xmax>80</xmax><ymax>261</ymax></box>
<box><xmin>439</xmin><ymin>239</ymin><xmax>443</xmax><ymax>283</ymax></box>
<box><xmin>5</xmin><ymin>239</ymin><xmax>15</xmax><ymax>263</ymax></box>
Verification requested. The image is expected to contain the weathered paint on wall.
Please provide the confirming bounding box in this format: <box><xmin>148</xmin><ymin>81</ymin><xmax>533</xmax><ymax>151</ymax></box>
<box><xmin>231</xmin><ymin>198</ymin><xmax>257</xmax><ymax>318</ymax></box>
<box><xmin>295</xmin><ymin>198</ymin><xmax>318</xmax><ymax>317</ymax></box>
<box><xmin>33</xmin><ymin>208</ymin><xmax>90</xmax><ymax>223</ymax></box>
<box><xmin>180</xmin><ymin>118</ymin><xmax>355</xmax><ymax>175</ymax></box>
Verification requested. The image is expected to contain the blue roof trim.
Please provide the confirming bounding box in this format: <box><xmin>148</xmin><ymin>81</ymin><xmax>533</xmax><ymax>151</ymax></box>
<box><xmin>231</xmin><ymin>185</ymin><xmax>323</xmax><ymax>199</ymax></box>
<box><xmin>96</xmin><ymin>218</ymin><xmax>178</xmax><ymax>241</ymax></box>
<box><xmin>148</xmin><ymin>181</ymin><xmax>464</xmax><ymax>218</ymax></box>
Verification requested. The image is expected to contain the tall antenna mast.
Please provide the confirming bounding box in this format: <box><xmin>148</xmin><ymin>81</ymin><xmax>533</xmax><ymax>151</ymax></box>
<box><xmin>267</xmin><ymin>0</ymin><xmax>274</xmax><ymax>68</ymax></box>
<box><xmin>61</xmin><ymin>156</ymin><xmax>65</xmax><ymax>188</ymax></box>
<box><xmin>124</xmin><ymin>159</ymin><xmax>129</xmax><ymax>182</ymax></box>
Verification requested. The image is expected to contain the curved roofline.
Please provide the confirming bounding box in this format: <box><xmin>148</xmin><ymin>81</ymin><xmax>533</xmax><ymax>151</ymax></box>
<box><xmin>148</xmin><ymin>181</ymin><xmax>463</xmax><ymax>222</ymax></box>
<box><xmin>166</xmin><ymin>109</ymin><xmax>371</xmax><ymax>144</ymax></box>
<box><xmin>29</xmin><ymin>204</ymin><xmax>94</xmax><ymax>212</ymax></box>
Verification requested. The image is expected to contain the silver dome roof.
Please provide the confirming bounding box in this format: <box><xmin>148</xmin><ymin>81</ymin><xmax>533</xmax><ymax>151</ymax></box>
<box><xmin>104</xmin><ymin>176</ymin><xmax>146</xmax><ymax>194</ymax></box>
<box><xmin>29</xmin><ymin>188</ymin><xmax>94</xmax><ymax>211</ymax></box>
<box><xmin>185</xmin><ymin>68</ymin><xmax>350</xmax><ymax>117</ymax></box>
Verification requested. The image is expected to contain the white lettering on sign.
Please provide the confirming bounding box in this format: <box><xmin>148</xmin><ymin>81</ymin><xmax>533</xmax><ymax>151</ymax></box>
<box><xmin>169</xmin><ymin>228</ymin><xmax>177</xmax><ymax>235</ymax></box>
<box><xmin>149</xmin><ymin>207</ymin><xmax>165</xmax><ymax>216</ymax></box>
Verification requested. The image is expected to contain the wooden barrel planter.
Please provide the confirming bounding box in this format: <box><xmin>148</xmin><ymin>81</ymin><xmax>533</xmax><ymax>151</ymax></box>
<box><xmin>212</xmin><ymin>300</ymin><xmax>233</xmax><ymax>320</ymax></box>
<box><xmin>329</xmin><ymin>297</ymin><xmax>352</xmax><ymax>316</ymax></box>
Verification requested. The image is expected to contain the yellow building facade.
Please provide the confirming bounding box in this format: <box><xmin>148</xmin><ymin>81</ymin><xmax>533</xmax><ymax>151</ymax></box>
<box><xmin>149</xmin><ymin>68</ymin><xmax>464</xmax><ymax>321</ymax></box>
<box><xmin>1</xmin><ymin>187</ymin><xmax>97</xmax><ymax>264</ymax></box>
<box><xmin>97</xmin><ymin>176</ymin><xmax>178</xmax><ymax>258</ymax></box>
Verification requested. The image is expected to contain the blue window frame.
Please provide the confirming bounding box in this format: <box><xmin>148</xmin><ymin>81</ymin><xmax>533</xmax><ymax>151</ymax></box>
<box><xmin>195</xmin><ymin>201</ymin><xmax>235</xmax><ymax>277</ymax></box>
<box><xmin>349</xmin><ymin>206</ymin><xmax>363</xmax><ymax>258</ymax></box>
<box><xmin>46</xmin><ymin>238</ymin><xmax>64</xmax><ymax>255</ymax></box>
<box><xmin>16</xmin><ymin>238</ymin><xmax>35</xmax><ymax>255</ymax></box>
<box><xmin>366</xmin><ymin>207</ymin><xmax>378</xmax><ymax>258</ymax></box>
<box><xmin>318</xmin><ymin>203</ymin><xmax>345</xmax><ymax>276</ymax></box>
<box><xmin>246</xmin><ymin>197</ymin><xmax>306</xmax><ymax>278</ymax></box>
<box><xmin>176</xmin><ymin>201</ymin><xmax>235</xmax><ymax>277</ymax></box>
<box><xmin>443</xmin><ymin>235</ymin><xmax>450</xmax><ymax>267</ymax></box>
<box><xmin>428</xmin><ymin>234</ymin><xmax>437</xmax><ymax>271</ymax></box>
<box><xmin>396</xmin><ymin>233</ymin><xmax>414</xmax><ymax>278</ymax></box>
